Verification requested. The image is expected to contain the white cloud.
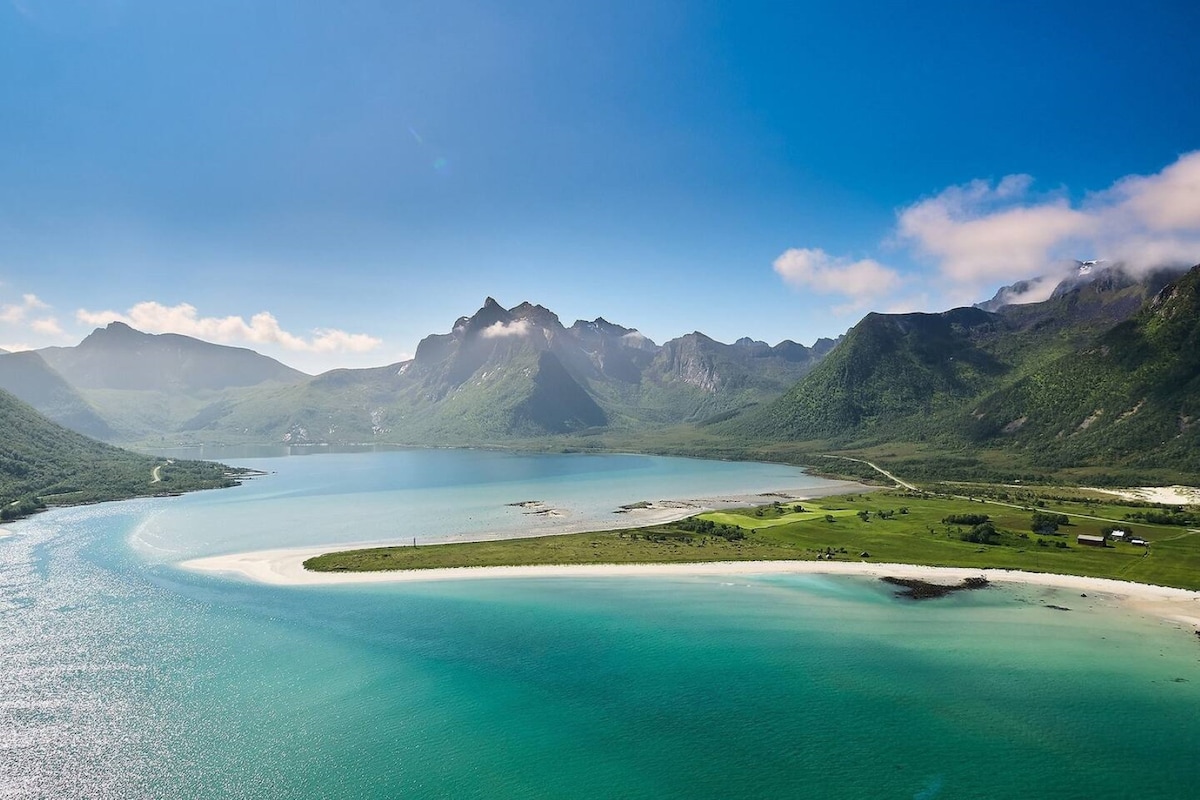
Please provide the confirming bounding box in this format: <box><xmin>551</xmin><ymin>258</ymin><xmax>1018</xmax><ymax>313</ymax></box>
<box><xmin>29</xmin><ymin>316</ymin><xmax>64</xmax><ymax>336</ymax></box>
<box><xmin>896</xmin><ymin>151</ymin><xmax>1200</xmax><ymax>287</ymax></box>
<box><xmin>897</xmin><ymin>181</ymin><xmax>1092</xmax><ymax>284</ymax></box>
<box><xmin>0</xmin><ymin>342</ymin><xmax>33</xmax><ymax>352</ymax></box>
<box><xmin>775</xmin><ymin>151</ymin><xmax>1200</xmax><ymax>306</ymax></box>
<box><xmin>75</xmin><ymin>301</ymin><xmax>382</xmax><ymax>353</ymax></box>
<box><xmin>0</xmin><ymin>293</ymin><xmax>49</xmax><ymax>324</ymax></box>
<box><xmin>772</xmin><ymin>248</ymin><xmax>902</xmax><ymax>298</ymax></box>
<box><xmin>480</xmin><ymin>319</ymin><xmax>532</xmax><ymax>338</ymax></box>
<box><xmin>1104</xmin><ymin>150</ymin><xmax>1200</xmax><ymax>233</ymax></box>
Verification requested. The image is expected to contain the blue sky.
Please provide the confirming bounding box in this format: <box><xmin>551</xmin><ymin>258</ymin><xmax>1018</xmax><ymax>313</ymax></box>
<box><xmin>2</xmin><ymin>0</ymin><xmax>1199</xmax><ymax>372</ymax></box>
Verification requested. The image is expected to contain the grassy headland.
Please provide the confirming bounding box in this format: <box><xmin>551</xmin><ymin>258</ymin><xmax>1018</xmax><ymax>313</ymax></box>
<box><xmin>305</xmin><ymin>489</ymin><xmax>1200</xmax><ymax>591</ymax></box>
<box><xmin>0</xmin><ymin>387</ymin><xmax>246</xmax><ymax>523</ymax></box>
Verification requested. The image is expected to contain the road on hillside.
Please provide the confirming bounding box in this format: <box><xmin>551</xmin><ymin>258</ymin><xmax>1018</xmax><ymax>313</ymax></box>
<box><xmin>819</xmin><ymin>455</ymin><xmax>919</xmax><ymax>491</ymax></box>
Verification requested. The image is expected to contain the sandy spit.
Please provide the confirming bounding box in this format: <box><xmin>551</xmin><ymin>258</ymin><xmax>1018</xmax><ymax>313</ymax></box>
<box><xmin>177</xmin><ymin>477</ymin><xmax>1200</xmax><ymax>628</ymax></box>
<box><xmin>180</xmin><ymin>554</ymin><xmax>1200</xmax><ymax>629</ymax></box>
<box><xmin>178</xmin><ymin>480</ymin><xmax>871</xmax><ymax>582</ymax></box>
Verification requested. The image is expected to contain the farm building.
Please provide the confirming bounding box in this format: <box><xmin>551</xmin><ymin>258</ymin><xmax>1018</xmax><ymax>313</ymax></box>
<box><xmin>1077</xmin><ymin>534</ymin><xmax>1107</xmax><ymax>547</ymax></box>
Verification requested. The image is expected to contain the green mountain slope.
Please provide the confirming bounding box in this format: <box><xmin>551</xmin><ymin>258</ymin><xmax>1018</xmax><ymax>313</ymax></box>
<box><xmin>726</xmin><ymin>263</ymin><xmax>1200</xmax><ymax>478</ymax></box>
<box><xmin>0</xmin><ymin>388</ymin><xmax>237</xmax><ymax>513</ymax></box>
<box><xmin>967</xmin><ymin>266</ymin><xmax>1200</xmax><ymax>472</ymax></box>
<box><xmin>732</xmin><ymin>307</ymin><xmax>1005</xmax><ymax>441</ymax></box>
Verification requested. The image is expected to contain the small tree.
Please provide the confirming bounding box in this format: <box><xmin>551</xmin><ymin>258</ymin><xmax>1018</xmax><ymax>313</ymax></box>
<box><xmin>1031</xmin><ymin>511</ymin><xmax>1068</xmax><ymax>535</ymax></box>
<box><xmin>960</xmin><ymin>520</ymin><xmax>999</xmax><ymax>544</ymax></box>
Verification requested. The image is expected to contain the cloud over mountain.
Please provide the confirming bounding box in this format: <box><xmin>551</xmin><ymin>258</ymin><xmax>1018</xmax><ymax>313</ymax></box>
<box><xmin>899</xmin><ymin>151</ymin><xmax>1200</xmax><ymax>287</ymax></box>
<box><xmin>480</xmin><ymin>319</ymin><xmax>533</xmax><ymax>339</ymax></box>
<box><xmin>775</xmin><ymin>150</ymin><xmax>1200</xmax><ymax>301</ymax></box>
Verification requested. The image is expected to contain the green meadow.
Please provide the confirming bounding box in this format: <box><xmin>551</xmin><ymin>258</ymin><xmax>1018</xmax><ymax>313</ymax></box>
<box><xmin>306</xmin><ymin>490</ymin><xmax>1200</xmax><ymax>591</ymax></box>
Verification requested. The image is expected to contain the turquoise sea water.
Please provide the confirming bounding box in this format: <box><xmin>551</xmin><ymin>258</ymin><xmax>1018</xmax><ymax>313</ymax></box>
<box><xmin>1</xmin><ymin>451</ymin><xmax>1198</xmax><ymax>798</ymax></box>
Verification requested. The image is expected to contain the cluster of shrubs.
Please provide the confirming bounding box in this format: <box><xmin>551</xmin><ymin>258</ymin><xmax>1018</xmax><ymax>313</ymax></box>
<box><xmin>1031</xmin><ymin>511</ymin><xmax>1070</xmax><ymax>535</ymax></box>
<box><xmin>674</xmin><ymin>518</ymin><xmax>747</xmax><ymax>541</ymax></box>
<box><xmin>942</xmin><ymin>513</ymin><xmax>990</xmax><ymax>526</ymax></box>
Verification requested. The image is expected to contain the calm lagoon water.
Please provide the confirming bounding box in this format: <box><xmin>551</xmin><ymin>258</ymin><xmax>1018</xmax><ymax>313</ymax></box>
<box><xmin>1</xmin><ymin>450</ymin><xmax>1198</xmax><ymax>799</ymax></box>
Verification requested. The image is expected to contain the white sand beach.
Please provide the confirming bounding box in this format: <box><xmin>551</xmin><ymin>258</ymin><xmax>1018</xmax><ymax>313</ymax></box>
<box><xmin>181</xmin><ymin>552</ymin><xmax>1200</xmax><ymax>629</ymax></box>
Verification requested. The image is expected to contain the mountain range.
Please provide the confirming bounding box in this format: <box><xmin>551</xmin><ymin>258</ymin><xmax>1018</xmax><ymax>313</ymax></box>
<box><xmin>1</xmin><ymin>301</ymin><xmax>833</xmax><ymax>446</ymax></box>
<box><xmin>3</xmin><ymin>263</ymin><xmax>1198</xmax><ymax>483</ymax></box>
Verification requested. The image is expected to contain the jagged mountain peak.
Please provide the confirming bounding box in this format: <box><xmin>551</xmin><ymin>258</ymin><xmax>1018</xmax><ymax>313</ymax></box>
<box><xmin>570</xmin><ymin>316</ymin><xmax>634</xmax><ymax>337</ymax></box>
<box><xmin>509</xmin><ymin>301</ymin><xmax>563</xmax><ymax>330</ymax></box>
<box><xmin>459</xmin><ymin>297</ymin><xmax>514</xmax><ymax>337</ymax></box>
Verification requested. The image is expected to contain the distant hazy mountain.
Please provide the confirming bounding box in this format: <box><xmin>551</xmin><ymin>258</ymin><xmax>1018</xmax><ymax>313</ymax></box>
<box><xmin>39</xmin><ymin>322</ymin><xmax>307</xmax><ymax>391</ymax></box>
<box><xmin>32</xmin><ymin>322</ymin><xmax>309</xmax><ymax>441</ymax></box>
<box><xmin>729</xmin><ymin>263</ymin><xmax>1199</xmax><ymax>476</ymax></box>
<box><xmin>32</xmin><ymin>301</ymin><xmax>834</xmax><ymax>445</ymax></box>
<box><xmin>0</xmin><ymin>351</ymin><xmax>114</xmax><ymax>439</ymax></box>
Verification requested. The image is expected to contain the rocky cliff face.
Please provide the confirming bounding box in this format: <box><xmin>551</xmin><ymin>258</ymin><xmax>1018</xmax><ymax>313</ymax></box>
<box><xmin>656</xmin><ymin>333</ymin><xmax>725</xmax><ymax>393</ymax></box>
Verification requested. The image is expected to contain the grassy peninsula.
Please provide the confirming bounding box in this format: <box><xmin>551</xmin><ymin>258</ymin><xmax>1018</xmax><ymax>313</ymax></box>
<box><xmin>305</xmin><ymin>489</ymin><xmax>1200</xmax><ymax>591</ymax></box>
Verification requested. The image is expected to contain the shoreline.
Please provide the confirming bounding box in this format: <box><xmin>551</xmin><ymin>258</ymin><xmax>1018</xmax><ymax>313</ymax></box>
<box><xmin>181</xmin><ymin>552</ymin><xmax>1200</xmax><ymax>630</ymax></box>
<box><xmin>175</xmin><ymin>476</ymin><xmax>1200</xmax><ymax>630</ymax></box>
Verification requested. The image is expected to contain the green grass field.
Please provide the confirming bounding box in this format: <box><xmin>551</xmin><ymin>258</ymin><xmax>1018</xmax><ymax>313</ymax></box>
<box><xmin>306</xmin><ymin>489</ymin><xmax>1200</xmax><ymax>591</ymax></box>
